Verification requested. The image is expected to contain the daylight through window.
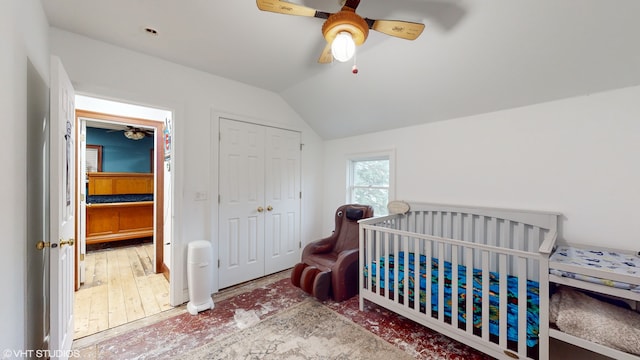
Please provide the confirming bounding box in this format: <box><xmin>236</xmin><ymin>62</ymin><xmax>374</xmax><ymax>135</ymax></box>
<box><xmin>348</xmin><ymin>157</ymin><xmax>390</xmax><ymax>216</ymax></box>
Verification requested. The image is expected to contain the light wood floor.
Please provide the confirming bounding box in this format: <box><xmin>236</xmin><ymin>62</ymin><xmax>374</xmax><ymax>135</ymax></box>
<box><xmin>73</xmin><ymin>243</ymin><xmax>172</xmax><ymax>339</ymax></box>
<box><xmin>72</xmin><ymin>269</ymin><xmax>291</xmax><ymax>352</ymax></box>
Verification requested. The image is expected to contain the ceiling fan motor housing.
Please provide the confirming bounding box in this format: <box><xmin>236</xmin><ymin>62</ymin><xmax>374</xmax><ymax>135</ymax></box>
<box><xmin>322</xmin><ymin>8</ymin><xmax>369</xmax><ymax>46</ymax></box>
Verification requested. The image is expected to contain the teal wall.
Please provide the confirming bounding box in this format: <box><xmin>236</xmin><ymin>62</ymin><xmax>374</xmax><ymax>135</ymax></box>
<box><xmin>87</xmin><ymin>128</ymin><xmax>154</xmax><ymax>173</ymax></box>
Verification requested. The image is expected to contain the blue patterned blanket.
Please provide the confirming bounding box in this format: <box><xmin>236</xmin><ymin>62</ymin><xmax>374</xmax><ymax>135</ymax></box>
<box><xmin>364</xmin><ymin>252</ymin><xmax>540</xmax><ymax>347</ymax></box>
<box><xmin>87</xmin><ymin>194</ymin><xmax>153</xmax><ymax>203</ymax></box>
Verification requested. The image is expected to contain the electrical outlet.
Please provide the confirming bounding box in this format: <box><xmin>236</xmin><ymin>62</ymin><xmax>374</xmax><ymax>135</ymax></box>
<box><xmin>194</xmin><ymin>191</ymin><xmax>208</xmax><ymax>201</ymax></box>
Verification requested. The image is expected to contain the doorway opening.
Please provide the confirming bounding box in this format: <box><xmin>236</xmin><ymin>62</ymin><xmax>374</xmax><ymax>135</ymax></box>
<box><xmin>73</xmin><ymin>95</ymin><xmax>173</xmax><ymax>339</ymax></box>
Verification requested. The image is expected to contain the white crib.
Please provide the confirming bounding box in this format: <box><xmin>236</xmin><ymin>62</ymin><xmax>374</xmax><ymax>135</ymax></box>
<box><xmin>358</xmin><ymin>201</ymin><xmax>560</xmax><ymax>360</ymax></box>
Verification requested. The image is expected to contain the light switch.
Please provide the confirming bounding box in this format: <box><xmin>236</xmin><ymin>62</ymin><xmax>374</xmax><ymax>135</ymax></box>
<box><xmin>194</xmin><ymin>191</ymin><xmax>208</xmax><ymax>201</ymax></box>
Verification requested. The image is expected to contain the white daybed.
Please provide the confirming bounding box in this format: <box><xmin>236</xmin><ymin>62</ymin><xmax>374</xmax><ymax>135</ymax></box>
<box><xmin>359</xmin><ymin>201</ymin><xmax>560</xmax><ymax>360</ymax></box>
<box><xmin>548</xmin><ymin>244</ymin><xmax>640</xmax><ymax>360</ymax></box>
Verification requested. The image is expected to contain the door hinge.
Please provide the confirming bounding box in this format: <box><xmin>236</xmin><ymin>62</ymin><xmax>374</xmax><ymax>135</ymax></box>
<box><xmin>299</xmin><ymin>241</ymin><xmax>302</xmax><ymax>249</ymax></box>
<box><xmin>300</xmin><ymin>143</ymin><xmax>303</xmax><ymax>151</ymax></box>
<box><xmin>219</xmin><ymin>132</ymin><xmax>221</xmax><ymax>141</ymax></box>
<box><xmin>80</xmin><ymin>253</ymin><xmax>85</xmax><ymax>261</ymax></box>
<box><xmin>299</xmin><ymin>191</ymin><xmax>302</xmax><ymax>199</ymax></box>
<box><xmin>218</xmin><ymin>259</ymin><xmax>220</xmax><ymax>268</ymax></box>
<box><xmin>218</xmin><ymin>194</ymin><xmax>221</xmax><ymax>203</ymax></box>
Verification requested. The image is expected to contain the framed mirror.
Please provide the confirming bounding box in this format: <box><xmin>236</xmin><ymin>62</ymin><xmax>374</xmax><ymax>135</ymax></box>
<box><xmin>86</xmin><ymin>144</ymin><xmax>103</xmax><ymax>172</ymax></box>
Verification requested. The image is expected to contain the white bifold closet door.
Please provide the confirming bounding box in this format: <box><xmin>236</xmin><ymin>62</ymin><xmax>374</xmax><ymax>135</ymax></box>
<box><xmin>218</xmin><ymin>118</ymin><xmax>301</xmax><ymax>289</ymax></box>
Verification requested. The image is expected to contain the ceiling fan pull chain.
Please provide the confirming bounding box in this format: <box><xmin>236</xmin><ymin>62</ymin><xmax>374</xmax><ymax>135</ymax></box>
<box><xmin>352</xmin><ymin>50</ymin><xmax>358</xmax><ymax>75</ymax></box>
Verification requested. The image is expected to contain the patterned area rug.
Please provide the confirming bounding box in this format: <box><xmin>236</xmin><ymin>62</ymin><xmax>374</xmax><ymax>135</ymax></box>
<box><xmin>184</xmin><ymin>298</ymin><xmax>413</xmax><ymax>360</ymax></box>
<box><xmin>77</xmin><ymin>276</ymin><xmax>490</xmax><ymax>359</ymax></box>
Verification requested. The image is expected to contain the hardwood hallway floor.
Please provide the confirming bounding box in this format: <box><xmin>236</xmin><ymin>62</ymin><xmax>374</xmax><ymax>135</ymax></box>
<box><xmin>73</xmin><ymin>242</ymin><xmax>172</xmax><ymax>339</ymax></box>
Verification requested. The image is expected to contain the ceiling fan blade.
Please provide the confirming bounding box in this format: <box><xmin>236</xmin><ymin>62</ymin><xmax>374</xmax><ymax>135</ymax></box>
<box><xmin>343</xmin><ymin>0</ymin><xmax>361</xmax><ymax>10</ymax></box>
<box><xmin>257</xmin><ymin>0</ymin><xmax>328</xmax><ymax>18</ymax></box>
<box><xmin>318</xmin><ymin>42</ymin><xmax>333</xmax><ymax>64</ymax></box>
<box><xmin>367</xmin><ymin>19</ymin><xmax>425</xmax><ymax>40</ymax></box>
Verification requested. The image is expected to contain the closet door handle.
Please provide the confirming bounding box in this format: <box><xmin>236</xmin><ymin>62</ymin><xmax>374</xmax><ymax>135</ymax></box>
<box><xmin>257</xmin><ymin>206</ymin><xmax>264</xmax><ymax>213</ymax></box>
<box><xmin>267</xmin><ymin>205</ymin><xmax>273</xmax><ymax>211</ymax></box>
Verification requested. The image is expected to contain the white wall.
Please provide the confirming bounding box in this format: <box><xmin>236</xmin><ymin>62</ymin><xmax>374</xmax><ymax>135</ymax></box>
<box><xmin>324</xmin><ymin>86</ymin><xmax>640</xmax><ymax>251</ymax></box>
<box><xmin>50</xmin><ymin>28</ymin><xmax>324</xmax><ymax>303</ymax></box>
<box><xmin>0</xmin><ymin>0</ymin><xmax>50</xmax><ymax>353</ymax></box>
<box><xmin>76</xmin><ymin>95</ymin><xmax>171</xmax><ymax>122</ymax></box>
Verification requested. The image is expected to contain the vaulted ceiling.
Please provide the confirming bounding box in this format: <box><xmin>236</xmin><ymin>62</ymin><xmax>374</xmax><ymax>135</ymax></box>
<box><xmin>41</xmin><ymin>0</ymin><xmax>640</xmax><ymax>139</ymax></box>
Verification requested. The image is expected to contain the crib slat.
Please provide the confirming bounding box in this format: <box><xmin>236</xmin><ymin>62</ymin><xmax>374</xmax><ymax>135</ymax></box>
<box><xmin>518</xmin><ymin>256</ymin><xmax>527</xmax><ymax>356</ymax></box>
<box><xmin>501</xmin><ymin>219</ymin><xmax>510</xmax><ymax>249</ymax></box>
<box><xmin>393</xmin><ymin>233</ymin><xmax>399</xmax><ymax>303</ymax></box>
<box><xmin>376</xmin><ymin>230</ymin><xmax>382</xmax><ymax>297</ymax></box>
<box><xmin>451</xmin><ymin>245</ymin><xmax>459</xmax><ymax>327</ymax></box>
<box><xmin>499</xmin><ymin>253</ymin><xmax>508</xmax><ymax>349</ymax></box>
<box><xmin>384</xmin><ymin>232</ymin><xmax>390</xmax><ymax>300</ymax></box>
<box><xmin>488</xmin><ymin>217</ymin><xmax>497</xmax><ymax>248</ymax></box>
<box><xmin>498</xmin><ymin>219</ymin><xmax>509</xmax><ymax>274</ymax></box>
<box><xmin>464</xmin><ymin>214</ymin><xmax>473</xmax><ymax>244</ymax></box>
<box><xmin>473</xmin><ymin>216</ymin><xmax>482</xmax><ymax>269</ymax></box>
<box><xmin>517</xmin><ymin>222</ymin><xmax>525</xmax><ymax>252</ymax></box>
<box><xmin>370</xmin><ymin>229</ymin><xmax>375</xmax><ymax>293</ymax></box>
<box><xmin>444</xmin><ymin>213</ymin><xmax>452</xmax><ymax>260</ymax></box>
<box><xmin>413</xmin><ymin>237</ymin><xmax>420</xmax><ymax>314</ymax></box>
<box><xmin>481</xmin><ymin>251</ymin><xmax>490</xmax><ymax>341</ymax></box>
<box><xmin>531</xmin><ymin>226</ymin><xmax>541</xmax><ymax>280</ymax></box>
<box><xmin>425</xmin><ymin>239</ymin><xmax>433</xmax><ymax>317</ymax></box>
<box><xmin>364</xmin><ymin>228</ymin><xmax>370</xmax><ymax>293</ymax></box>
<box><xmin>539</xmin><ymin>251</ymin><xmax>550</xmax><ymax>360</ymax></box>
<box><xmin>438</xmin><ymin>242</ymin><xmax>445</xmax><ymax>322</ymax></box>
<box><xmin>403</xmin><ymin>236</ymin><xmax>409</xmax><ymax>309</ymax></box>
<box><xmin>465</xmin><ymin>247</ymin><xmax>474</xmax><ymax>334</ymax></box>
<box><xmin>359</xmin><ymin>227</ymin><xmax>365</xmax><ymax>310</ymax></box>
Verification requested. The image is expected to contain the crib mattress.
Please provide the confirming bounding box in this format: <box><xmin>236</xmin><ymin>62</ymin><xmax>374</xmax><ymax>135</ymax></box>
<box><xmin>549</xmin><ymin>246</ymin><xmax>640</xmax><ymax>293</ymax></box>
<box><xmin>364</xmin><ymin>252</ymin><xmax>540</xmax><ymax>347</ymax></box>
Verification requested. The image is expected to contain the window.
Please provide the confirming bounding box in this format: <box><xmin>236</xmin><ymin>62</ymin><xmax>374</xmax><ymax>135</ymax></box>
<box><xmin>348</xmin><ymin>152</ymin><xmax>394</xmax><ymax>216</ymax></box>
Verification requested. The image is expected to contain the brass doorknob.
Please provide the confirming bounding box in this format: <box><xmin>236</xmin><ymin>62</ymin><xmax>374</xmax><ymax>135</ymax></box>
<box><xmin>267</xmin><ymin>205</ymin><xmax>273</xmax><ymax>211</ymax></box>
<box><xmin>60</xmin><ymin>238</ymin><xmax>75</xmax><ymax>247</ymax></box>
<box><xmin>36</xmin><ymin>241</ymin><xmax>51</xmax><ymax>250</ymax></box>
<box><xmin>257</xmin><ymin>206</ymin><xmax>264</xmax><ymax>213</ymax></box>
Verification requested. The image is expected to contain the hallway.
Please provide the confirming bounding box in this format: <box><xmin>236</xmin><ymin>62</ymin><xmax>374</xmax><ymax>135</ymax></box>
<box><xmin>73</xmin><ymin>242</ymin><xmax>171</xmax><ymax>339</ymax></box>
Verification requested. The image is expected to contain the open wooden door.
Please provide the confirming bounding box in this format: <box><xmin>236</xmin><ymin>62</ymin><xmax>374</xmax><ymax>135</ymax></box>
<box><xmin>49</xmin><ymin>55</ymin><xmax>75</xmax><ymax>359</ymax></box>
<box><xmin>77</xmin><ymin>120</ymin><xmax>87</xmax><ymax>287</ymax></box>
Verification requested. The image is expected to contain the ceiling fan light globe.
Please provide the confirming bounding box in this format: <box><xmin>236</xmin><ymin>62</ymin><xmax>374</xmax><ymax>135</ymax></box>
<box><xmin>331</xmin><ymin>32</ymin><xmax>355</xmax><ymax>62</ymax></box>
<box><xmin>124</xmin><ymin>129</ymin><xmax>145</xmax><ymax>140</ymax></box>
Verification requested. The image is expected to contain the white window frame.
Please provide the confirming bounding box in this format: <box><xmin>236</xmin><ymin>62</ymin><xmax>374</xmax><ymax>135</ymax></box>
<box><xmin>346</xmin><ymin>149</ymin><xmax>395</xmax><ymax>215</ymax></box>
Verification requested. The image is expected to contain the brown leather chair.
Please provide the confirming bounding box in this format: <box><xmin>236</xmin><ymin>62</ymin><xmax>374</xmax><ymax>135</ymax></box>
<box><xmin>291</xmin><ymin>204</ymin><xmax>374</xmax><ymax>301</ymax></box>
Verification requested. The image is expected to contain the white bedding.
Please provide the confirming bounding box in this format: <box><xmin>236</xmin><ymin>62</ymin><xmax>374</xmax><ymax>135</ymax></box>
<box><xmin>549</xmin><ymin>246</ymin><xmax>640</xmax><ymax>293</ymax></box>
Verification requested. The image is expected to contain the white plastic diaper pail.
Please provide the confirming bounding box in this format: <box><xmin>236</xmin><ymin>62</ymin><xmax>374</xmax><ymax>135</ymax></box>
<box><xmin>186</xmin><ymin>240</ymin><xmax>214</xmax><ymax>315</ymax></box>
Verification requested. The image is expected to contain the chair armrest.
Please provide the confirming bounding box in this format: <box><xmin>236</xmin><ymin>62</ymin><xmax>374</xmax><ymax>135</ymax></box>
<box><xmin>302</xmin><ymin>234</ymin><xmax>338</xmax><ymax>257</ymax></box>
<box><xmin>333</xmin><ymin>249</ymin><xmax>359</xmax><ymax>273</ymax></box>
<box><xmin>330</xmin><ymin>248</ymin><xmax>360</xmax><ymax>301</ymax></box>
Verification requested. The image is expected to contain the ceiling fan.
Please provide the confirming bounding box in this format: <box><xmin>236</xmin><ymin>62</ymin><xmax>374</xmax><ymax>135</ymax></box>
<box><xmin>107</xmin><ymin>126</ymin><xmax>153</xmax><ymax>140</ymax></box>
<box><xmin>256</xmin><ymin>0</ymin><xmax>425</xmax><ymax>65</ymax></box>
